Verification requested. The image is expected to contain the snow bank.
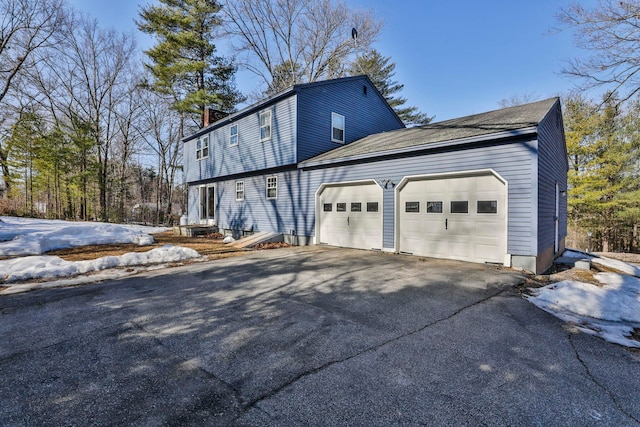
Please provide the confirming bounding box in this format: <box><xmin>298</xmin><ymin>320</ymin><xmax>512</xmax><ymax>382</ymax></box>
<box><xmin>528</xmin><ymin>275</ymin><xmax>640</xmax><ymax>348</ymax></box>
<box><xmin>0</xmin><ymin>216</ymin><xmax>169</xmax><ymax>256</ymax></box>
<box><xmin>561</xmin><ymin>248</ymin><xmax>640</xmax><ymax>276</ymax></box>
<box><xmin>0</xmin><ymin>245</ymin><xmax>201</xmax><ymax>283</ymax></box>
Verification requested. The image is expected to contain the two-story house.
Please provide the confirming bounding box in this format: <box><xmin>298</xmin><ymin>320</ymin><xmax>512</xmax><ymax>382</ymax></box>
<box><xmin>184</xmin><ymin>75</ymin><xmax>568</xmax><ymax>274</ymax></box>
<box><xmin>183</xmin><ymin>75</ymin><xmax>405</xmax><ymax>241</ymax></box>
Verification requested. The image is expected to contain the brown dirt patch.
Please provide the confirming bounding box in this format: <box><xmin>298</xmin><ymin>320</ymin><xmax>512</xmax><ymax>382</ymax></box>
<box><xmin>254</xmin><ymin>242</ymin><xmax>291</xmax><ymax>250</ymax></box>
<box><xmin>45</xmin><ymin>231</ymin><xmax>245</xmax><ymax>261</ymax></box>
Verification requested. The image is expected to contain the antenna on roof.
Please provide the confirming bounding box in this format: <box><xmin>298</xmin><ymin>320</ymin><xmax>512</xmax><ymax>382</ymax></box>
<box><xmin>351</xmin><ymin>27</ymin><xmax>366</xmax><ymax>77</ymax></box>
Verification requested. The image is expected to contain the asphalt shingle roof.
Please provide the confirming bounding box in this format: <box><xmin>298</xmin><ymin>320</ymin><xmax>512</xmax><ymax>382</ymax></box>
<box><xmin>302</xmin><ymin>97</ymin><xmax>559</xmax><ymax>166</ymax></box>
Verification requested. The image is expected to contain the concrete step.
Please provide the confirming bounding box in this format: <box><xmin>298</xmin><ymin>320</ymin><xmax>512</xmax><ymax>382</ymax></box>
<box><xmin>227</xmin><ymin>231</ymin><xmax>283</xmax><ymax>249</ymax></box>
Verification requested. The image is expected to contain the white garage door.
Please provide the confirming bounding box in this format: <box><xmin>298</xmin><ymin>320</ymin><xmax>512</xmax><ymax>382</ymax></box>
<box><xmin>398</xmin><ymin>173</ymin><xmax>507</xmax><ymax>264</ymax></box>
<box><xmin>318</xmin><ymin>182</ymin><xmax>383</xmax><ymax>250</ymax></box>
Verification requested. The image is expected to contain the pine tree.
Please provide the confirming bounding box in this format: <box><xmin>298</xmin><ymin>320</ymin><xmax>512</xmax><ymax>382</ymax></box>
<box><xmin>138</xmin><ymin>0</ymin><xmax>244</xmax><ymax>126</ymax></box>
<box><xmin>564</xmin><ymin>93</ymin><xmax>640</xmax><ymax>251</ymax></box>
<box><xmin>350</xmin><ymin>49</ymin><xmax>431</xmax><ymax>126</ymax></box>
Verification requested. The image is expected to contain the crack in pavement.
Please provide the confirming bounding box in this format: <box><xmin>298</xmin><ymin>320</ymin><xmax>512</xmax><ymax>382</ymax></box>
<box><xmin>568</xmin><ymin>332</ymin><xmax>640</xmax><ymax>424</ymax></box>
<box><xmin>237</xmin><ymin>287</ymin><xmax>509</xmax><ymax>420</ymax></box>
<box><xmin>128</xmin><ymin>319</ymin><xmax>243</xmax><ymax>398</ymax></box>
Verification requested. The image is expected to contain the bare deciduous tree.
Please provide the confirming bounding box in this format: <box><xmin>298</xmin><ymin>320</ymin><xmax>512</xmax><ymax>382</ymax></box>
<box><xmin>559</xmin><ymin>1</ymin><xmax>640</xmax><ymax>104</ymax></box>
<box><xmin>223</xmin><ymin>0</ymin><xmax>382</xmax><ymax>94</ymax></box>
<box><xmin>138</xmin><ymin>88</ymin><xmax>184</xmax><ymax>224</ymax></box>
<box><xmin>0</xmin><ymin>0</ymin><xmax>65</xmax><ymax>195</ymax></box>
<box><xmin>0</xmin><ymin>0</ymin><xmax>65</xmax><ymax>105</ymax></box>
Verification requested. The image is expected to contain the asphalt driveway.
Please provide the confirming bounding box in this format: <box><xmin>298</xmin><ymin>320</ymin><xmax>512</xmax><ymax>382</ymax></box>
<box><xmin>1</xmin><ymin>246</ymin><xmax>639</xmax><ymax>426</ymax></box>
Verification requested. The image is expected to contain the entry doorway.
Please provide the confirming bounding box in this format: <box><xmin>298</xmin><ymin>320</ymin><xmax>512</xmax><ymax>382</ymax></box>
<box><xmin>199</xmin><ymin>185</ymin><xmax>216</xmax><ymax>224</ymax></box>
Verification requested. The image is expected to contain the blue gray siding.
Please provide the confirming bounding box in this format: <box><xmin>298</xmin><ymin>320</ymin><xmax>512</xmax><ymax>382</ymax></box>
<box><xmin>184</xmin><ymin>95</ymin><xmax>297</xmax><ymax>183</ymax></box>
<box><xmin>190</xmin><ymin>168</ymin><xmax>314</xmax><ymax>235</ymax></box>
<box><xmin>302</xmin><ymin>139</ymin><xmax>538</xmax><ymax>255</ymax></box>
<box><xmin>296</xmin><ymin>79</ymin><xmax>404</xmax><ymax>162</ymax></box>
<box><xmin>200</xmin><ymin>138</ymin><xmax>539</xmax><ymax>257</ymax></box>
<box><xmin>537</xmin><ymin>101</ymin><xmax>568</xmax><ymax>253</ymax></box>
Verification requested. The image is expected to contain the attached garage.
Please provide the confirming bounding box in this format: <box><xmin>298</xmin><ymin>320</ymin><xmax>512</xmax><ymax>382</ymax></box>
<box><xmin>396</xmin><ymin>170</ymin><xmax>507</xmax><ymax>264</ymax></box>
<box><xmin>316</xmin><ymin>180</ymin><xmax>383</xmax><ymax>250</ymax></box>
<box><xmin>302</xmin><ymin>98</ymin><xmax>568</xmax><ymax>274</ymax></box>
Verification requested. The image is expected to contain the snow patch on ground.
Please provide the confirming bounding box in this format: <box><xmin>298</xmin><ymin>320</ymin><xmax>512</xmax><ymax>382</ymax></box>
<box><xmin>528</xmin><ymin>251</ymin><xmax>640</xmax><ymax>348</ymax></box>
<box><xmin>0</xmin><ymin>217</ymin><xmax>200</xmax><ymax>294</ymax></box>
<box><xmin>0</xmin><ymin>245</ymin><xmax>201</xmax><ymax>283</ymax></box>
<box><xmin>0</xmin><ymin>216</ymin><xmax>168</xmax><ymax>256</ymax></box>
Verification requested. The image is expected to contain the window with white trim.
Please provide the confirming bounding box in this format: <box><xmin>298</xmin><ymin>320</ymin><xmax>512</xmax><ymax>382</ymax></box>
<box><xmin>260</xmin><ymin>110</ymin><xmax>272</xmax><ymax>141</ymax></box>
<box><xmin>196</xmin><ymin>136</ymin><xmax>209</xmax><ymax>160</ymax></box>
<box><xmin>266</xmin><ymin>176</ymin><xmax>277</xmax><ymax>199</ymax></box>
<box><xmin>236</xmin><ymin>181</ymin><xmax>244</xmax><ymax>201</ymax></box>
<box><xmin>229</xmin><ymin>124</ymin><xmax>238</xmax><ymax>146</ymax></box>
<box><xmin>331</xmin><ymin>112</ymin><xmax>345</xmax><ymax>143</ymax></box>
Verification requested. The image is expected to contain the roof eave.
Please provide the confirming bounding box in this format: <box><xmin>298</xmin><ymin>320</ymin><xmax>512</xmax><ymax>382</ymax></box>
<box><xmin>182</xmin><ymin>88</ymin><xmax>297</xmax><ymax>143</ymax></box>
<box><xmin>299</xmin><ymin>126</ymin><xmax>539</xmax><ymax>169</ymax></box>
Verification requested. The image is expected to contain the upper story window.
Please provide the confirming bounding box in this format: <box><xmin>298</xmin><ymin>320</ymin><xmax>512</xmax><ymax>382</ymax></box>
<box><xmin>260</xmin><ymin>110</ymin><xmax>272</xmax><ymax>141</ymax></box>
<box><xmin>266</xmin><ymin>176</ymin><xmax>277</xmax><ymax>199</ymax></box>
<box><xmin>196</xmin><ymin>136</ymin><xmax>209</xmax><ymax>160</ymax></box>
<box><xmin>331</xmin><ymin>112</ymin><xmax>345</xmax><ymax>143</ymax></box>
<box><xmin>229</xmin><ymin>124</ymin><xmax>238</xmax><ymax>146</ymax></box>
<box><xmin>236</xmin><ymin>181</ymin><xmax>244</xmax><ymax>201</ymax></box>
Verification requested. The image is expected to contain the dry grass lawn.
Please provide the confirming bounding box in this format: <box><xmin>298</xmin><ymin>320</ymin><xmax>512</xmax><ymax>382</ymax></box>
<box><xmin>46</xmin><ymin>231</ymin><xmax>246</xmax><ymax>262</ymax></box>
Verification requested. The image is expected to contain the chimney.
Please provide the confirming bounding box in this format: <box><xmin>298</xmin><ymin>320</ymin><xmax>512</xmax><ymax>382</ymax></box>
<box><xmin>203</xmin><ymin>108</ymin><xmax>229</xmax><ymax>127</ymax></box>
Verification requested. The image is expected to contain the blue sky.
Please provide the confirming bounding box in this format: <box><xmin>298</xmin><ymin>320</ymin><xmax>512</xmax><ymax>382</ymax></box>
<box><xmin>68</xmin><ymin>0</ymin><xmax>594</xmax><ymax>121</ymax></box>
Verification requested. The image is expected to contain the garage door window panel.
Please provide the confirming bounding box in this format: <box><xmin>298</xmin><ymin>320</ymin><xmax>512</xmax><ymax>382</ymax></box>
<box><xmin>426</xmin><ymin>201</ymin><xmax>443</xmax><ymax>213</ymax></box>
<box><xmin>477</xmin><ymin>200</ymin><xmax>498</xmax><ymax>214</ymax></box>
<box><xmin>336</xmin><ymin>203</ymin><xmax>346</xmax><ymax>212</ymax></box>
<box><xmin>405</xmin><ymin>201</ymin><xmax>420</xmax><ymax>213</ymax></box>
<box><xmin>450</xmin><ymin>201</ymin><xmax>468</xmax><ymax>214</ymax></box>
<box><xmin>323</xmin><ymin>203</ymin><xmax>332</xmax><ymax>212</ymax></box>
<box><xmin>351</xmin><ymin>202</ymin><xmax>362</xmax><ymax>212</ymax></box>
<box><xmin>367</xmin><ymin>202</ymin><xmax>378</xmax><ymax>212</ymax></box>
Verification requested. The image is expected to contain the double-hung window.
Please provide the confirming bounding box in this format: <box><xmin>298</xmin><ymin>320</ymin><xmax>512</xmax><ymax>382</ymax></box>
<box><xmin>331</xmin><ymin>112</ymin><xmax>345</xmax><ymax>143</ymax></box>
<box><xmin>266</xmin><ymin>176</ymin><xmax>277</xmax><ymax>199</ymax></box>
<box><xmin>260</xmin><ymin>110</ymin><xmax>272</xmax><ymax>141</ymax></box>
<box><xmin>229</xmin><ymin>124</ymin><xmax>238</xmax><ymax>146</ymax></box>
<box><xmin>196</xmin><ymin>136</ymin><xmax>209</xmax><ymax>160</ymax></box>
<box><xmin>236</xmin><ymin>181</ymin><xmax>244</xmax><ymax>201</ymax></box>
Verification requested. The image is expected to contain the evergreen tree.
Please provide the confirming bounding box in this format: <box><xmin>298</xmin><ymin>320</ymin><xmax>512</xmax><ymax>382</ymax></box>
<box><xmin>350</xmin><ymin>49</ymin><xmax>431</xmax><ymax>126</ymax></box>
<box><xmin>138</xmin><ymin>0</ymin><xmax>244</xmax><ymax>127</ymax></box>
<box><xmin>565</xmin><ymin>93</ymin><xmax>640</xmax><ymax>251</ymax></box>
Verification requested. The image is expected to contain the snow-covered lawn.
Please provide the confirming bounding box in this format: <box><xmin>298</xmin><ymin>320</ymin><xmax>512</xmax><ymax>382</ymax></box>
<box><xmin>0</xmin><ymin>216</ymin><xmax>169</xmax><ymax>256</ymax></box>
<box><xmin>528</xmin><ymin>249</ymin><xmax>640</xmax><ymax>348</ymax></box>
<box><xmin>0</xmin><ymin>217</ymin><xmax>202</xmax><ymax>293</ymax></box>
